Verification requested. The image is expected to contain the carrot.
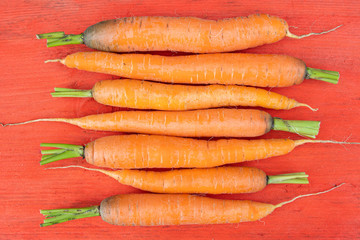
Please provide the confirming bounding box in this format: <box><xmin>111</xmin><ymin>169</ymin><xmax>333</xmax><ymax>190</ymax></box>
<box><xmin>39</xmin><ymin>135</ymin><xmax>359</xmax><ymax>168</ymax></box>
<box><xmin>1</xmin><ymin>108</ymin><xmax>321</xmax><ymax>138</ymax></box>
<box><xmin>52</xmin><ymin>79</ymin><xmax>316</xmax><ymax>111</ymax></box>
<box><xmin>48</xmin><ymin>166</ymin><xmax>309</xmax><ymax>194</ymax></box>
<box><xmin>36</xmin><ymin>14</ymin><xmax>341</xmax><ymax>53</ymax></box>
<box><xmin>40</xmin><ymin>184</ymin><xmax>344</xmax><ymax>227</ymax></box>
<box><xmin>46</xmin><ymin>52</ymin><xmax>340</xmax><ymax>87</ymax></box>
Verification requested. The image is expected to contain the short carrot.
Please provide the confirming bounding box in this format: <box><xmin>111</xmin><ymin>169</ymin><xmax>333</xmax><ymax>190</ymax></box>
<box><xmin>1</xmin><ymin>108</ymin><xmax>320</xmax><ymax>138</ymax></box>
<box><xmin>48</xmin><ymin>166</ymin><xmax>309</xmax><ymax>194</ymax></box>
<box><xmin>52</xmin><ymin>79</ymin><xmax>316</xmax><ymax>111</ymax></box>
<box><xmin>46</xmin><ymin>52</ymin><xmax>340</xmax><ymax>87</ymax></box>
<box><xmin>39</xmin><ymin>134</ymin><xmax>359</xmax><ymax>168</ymax></box>
<box><xmin>40</xmin><ymin>184</ymin><xmax>344</xmax><ymax>227</ymax></box>
<box><xmin>37</xmin><ymin>14</ymin><xmax>341</xmax><ymax>53</ymax></box>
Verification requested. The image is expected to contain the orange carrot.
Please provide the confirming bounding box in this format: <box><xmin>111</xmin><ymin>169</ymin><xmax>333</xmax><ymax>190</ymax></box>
<box><xmin>39</xmin><ymin>135</ymin><xmax>359</xmax><ymax>168</ymax></box>
<box><xmin>46</xmin><ymin>52</ymin><xmax>339</xmax><ymax>87</ymax></box>
<box><xmin>48</xmin><ymin>166</ymin><xmax>309</xmax><ymax>194</ymax></box>
<box><xmin>40</xmin><ymin>184</ymin><xmax>344</xmax><ymax>227</ymax></box>
<box><xmin>37</xmin><ymin>15</ymin><xmax>341</xmax><ymax>53</ymax></box>
<box><xmin>2</xmin><ymin>108</ymin><xmax>320</xmax><ymax>138</ymax></box>
<box><xmin>52</xmin><ymin>79</ymin><xmax>316</xmax><ymax>111</ymax></box>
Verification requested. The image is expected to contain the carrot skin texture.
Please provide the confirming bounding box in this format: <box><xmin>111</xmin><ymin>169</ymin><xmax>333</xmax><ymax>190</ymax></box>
<box><xmin>63</xmin><ymin>52</ymin><xmax>305</xmax><ymax>87</ymax></box>
<box><xmin>100</xmin><ymin>194</ymin><xmax>275</xmax><ymax>226</ymax></box>
<box><xmin>84</xmin><ymin>135</ymin><xmax>295</xmax><ymax>169</ymax></box>
<box><xmin>70</xmin><ymin>108</ymin><xmax>272</xmax><ymax>137</ymax></box>
<box><xmin>92</xmin><ymin>79</ymin><xmax>300</xmax><ymax>110</ymax></box>
<box><xmin>84</xmin><ymin>14</ymin><xmax>288</xmax><ymax>53</ymax></box>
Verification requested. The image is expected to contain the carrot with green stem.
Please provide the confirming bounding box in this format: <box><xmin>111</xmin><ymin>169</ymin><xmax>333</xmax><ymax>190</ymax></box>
<box><xmin>39</xmin><ymin>134</ymin><xmax>359</xmax><ymax>168</ymax></box>
<box><xmin>1</xmin><ymin>108</ymin><xmax>320</xmax><ymax>138</ymax></box>
<box><xmin>47</xmin><ymin>166</ymin><xmax>308</xmax><ymax>194</ymax></box>
<box><xmin>40</xmin><ymin>184</ymin><xmax>344</xmax><ymax>227</ymax></box>
<box><xmin>45</xmin><ymin>52</ymin><xmax>339</xmax><ymax>87</ymax></box>
<box><xmin>52</xmin><ymin>79</ymin><xmax>317</xmax><ymax>111</ymax></box>
<box><xmin>36</xmin><ymin>14</ymin><xmax>341</xmax><ymax>53</ymax></box>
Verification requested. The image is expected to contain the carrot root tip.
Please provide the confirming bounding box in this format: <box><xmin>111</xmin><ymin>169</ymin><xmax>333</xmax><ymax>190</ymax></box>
<box><xmin>286</xmin><ymin>24</ymin><xmax>342</xmax><ymax>39</ymax></box>
<box><xmin>274</xmin><ymin>183</ymin><xmax>345</xmax><ymax>209</ymax></box>
<box><xmin>296</xmin><ymin>103</ymin><xmax>318</xmax><ymax>111</ymax></box>
<box><xmin>44</xmin><ymin>59</ymin><xmax>64</xmax><ymax>64</ymax></box>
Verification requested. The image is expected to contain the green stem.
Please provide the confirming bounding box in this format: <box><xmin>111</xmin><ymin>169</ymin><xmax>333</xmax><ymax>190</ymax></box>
<box><xmin>45</xmin><ymin>33</ymin><xmax>84</xmax><ymax>47</ymax></box>
<box><xmin>40</xmin><ymin>206</ymin><xmax>100</xmax><ymax>227</ymax></box>
<box><xmin>268</xmin><ymin>172</ymin><xmax>309</xmax><ymax>184</ymax></box>
<box><xmin>306</xmin><ymin>67</ymin><xmax>339</xmax><ymax>84</ymax></box>
<box><xmin>51</xmin><ymin>88</ymin><xmax>92</xmax><ymax>98</ymax></box>
<box><xmin>36</xmin><ymin>32</ymin><xmax>65</xmax><ymax>39</ymax></box>
<box><xmin>272</xmin><ymin>117</ymin><xmax>320</xmax><ymax>138</ymax></box>
<box><xmin>40</xmin><ymin>143</ymin><xmax>84</xmax><ymax>165</ymax></box>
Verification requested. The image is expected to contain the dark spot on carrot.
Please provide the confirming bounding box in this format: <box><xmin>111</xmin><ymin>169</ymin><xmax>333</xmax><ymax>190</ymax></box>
<box><xmin>167</xmin><ymin>23</ymin><xmax>169</xmax><ymax>29</ymax></box>
<box><xmin>131</xmin><ymin>17</ymin><xmax>134</xmax><ymax>24</ymax></box>
<box><xmin>139</xmin><ymin>19</ymin><xmax>142</xmax><ymax>28</ymax></box>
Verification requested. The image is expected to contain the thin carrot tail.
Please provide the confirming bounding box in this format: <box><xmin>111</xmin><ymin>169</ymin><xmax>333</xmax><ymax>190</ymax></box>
<box><xmin>294</xmin><ymin>139</ymin><xmax>360</xmax><ymax>147</ymax></box>
<box><xmin>40</xmin><ymin>143</ymin><xmax>84</xmax><ymax>165</ymax></box>
<box><xmin>1</xmin><ymin>118</ymin><xmax>71</xmax><ymax>127</ymax></box>
<box><xmin>45</xmin><ymin>165</ymin><xmax>122</xmax><ymax>182</ymax></box>
<box><xmin>274</xmin><ymin>183</ymin><xmax>345</xmax><ymax>209</ymax></box>
<box><xmin>295</xmin><ymin>103</ymin><xmax>318</xmax><ymax>112</ymax></box>
<box><xmin>40</xmin><ymin>205</ymin><xmax>100</xmax><ymax>227</ymax></box>
<box><xmin>286</xmin><ymin>25</ymin><xmax>342</xmax><ymax>39</ymax></box>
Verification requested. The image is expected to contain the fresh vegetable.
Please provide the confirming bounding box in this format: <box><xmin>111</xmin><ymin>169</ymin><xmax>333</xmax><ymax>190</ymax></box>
<box><xmin>46</xmin><ymin>52</ymin><xmax>340</xmax><ymax>87</ymax></box>
<box><xmin>52</xmin><ymin>79</ymin><xmax>316</xmax><ymax>111</ymax></box>
<box><xmin>48</xmin><ymin>166</ymin><xmax>308</xmax><ymax>194</ymax></box>
<box><xmin>37</xmin><ymin>14</ymin><xmax>341</xmax><ymax>53</ymax></box>
<box><xmin>40</xmin><ymin>184</ymin><xmax>344</xmax><ymax>227</ymax></box>
<box><xmin>39</xmin><ymin>135</ymin><xmax>358</xmax><ymax>168</ymax></box>
<box><xmin>1</xmin><ymin>108</ymin><xmax>320</xmax><ymax>138</ymax></box>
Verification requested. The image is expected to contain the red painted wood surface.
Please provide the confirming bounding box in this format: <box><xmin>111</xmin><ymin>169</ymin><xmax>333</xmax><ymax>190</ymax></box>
<box><xmin>0</xmin><ymin>0</ymin><xmax>359</xmax><ymax>239</ymax></box>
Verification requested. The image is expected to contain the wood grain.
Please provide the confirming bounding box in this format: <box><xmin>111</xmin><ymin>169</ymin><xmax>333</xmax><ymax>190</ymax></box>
<box><xmin>0</xmin><ymin>0</ymin><xmax>359</xmax><ymax>239</ymax></box>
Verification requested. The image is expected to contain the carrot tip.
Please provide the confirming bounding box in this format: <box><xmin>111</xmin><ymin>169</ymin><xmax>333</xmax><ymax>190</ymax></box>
<box><xmin>286</xmin><ymin>24</ymin><xmax>342</xmax><ymax>39</ymax></box>
<box><xmin>296</xmin><ymin>103</ymin><xmax>318</xmax><ymax>111</ymax></box>
<box><xmin>44</xmin><ymin>59</ymin><xmax>63</xmax><ymax>64</ymax></box>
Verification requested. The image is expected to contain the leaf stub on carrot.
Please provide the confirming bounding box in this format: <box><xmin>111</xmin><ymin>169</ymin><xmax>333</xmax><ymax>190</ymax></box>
<box><xmin>272</xmin><ymin>118</ymin><xmax>320</xmax><ymax>138</ymax></box>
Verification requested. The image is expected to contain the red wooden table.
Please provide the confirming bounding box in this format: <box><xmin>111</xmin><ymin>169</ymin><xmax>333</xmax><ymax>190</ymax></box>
<box><xmin>1</xmin><ymin>0</ymin><xmax>359</xmax><ymax>239</ymax></box>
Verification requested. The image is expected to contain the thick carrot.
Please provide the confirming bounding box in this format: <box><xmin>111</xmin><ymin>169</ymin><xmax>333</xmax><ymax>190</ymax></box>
<box><xmin>48</xmin><ymin>166</ymin><xmax>308</xmax><ymax>194</ymax></box>
<box><xmin>1</xmin><ymin>108</ymin><xmax>320</xmax><ymax>138</ymax></box>
<box><xmin>37</xmin><ymin>14</ymin><xmax>341</xmax><ymax>53</ymax></box>
<box><xmin>40</xmin><ymin>184</ymin><xmax>344</xmax><ymax>227</ymax></box>
<box><xmin>39</xmin><ymin>135</ymin><xmax>359</xmax><ymax>168</ymax></box>
<box><xmin>46</xmin><ymin>52</ymin><xmax>340</xmax><ymax>87</ymax></box>
<box><xmin>52</xmin><ymin>79</ymin><xmax>316</xmax><ymax>111</ymax></box>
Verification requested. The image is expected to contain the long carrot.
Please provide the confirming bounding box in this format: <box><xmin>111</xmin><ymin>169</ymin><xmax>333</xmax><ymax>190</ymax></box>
<box><xmin>40</xmin><ymin>184</ymin><xmax>344</xmax><ymax>227</ymax></box>
<box><xmin>48</xmin><ymin>166</ymin><xmax>308</xmax><ymax>194</ymax></box>
<box><xmin>39</xmin><ymin>135</ymin><xmax>359</xmax><ymax>168</ymax></box>
<box><xmin>52</xmin><ymin>79</ymin><xmax>316</xmax><ymax>111</ymax></box>
<box><xmin>37</xmin><ymin>14</ymin><xmax>341</xmax><ymax>53</ymax></box>
<box><xmin>46</xmin><ymin>52</ymin><xmax>339</xmax><ymax>87</ymax></box>
<box><xmin>1</xmin><ymin>108</ymin><xmax>320</xmax><ymax>138</ymax></box>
